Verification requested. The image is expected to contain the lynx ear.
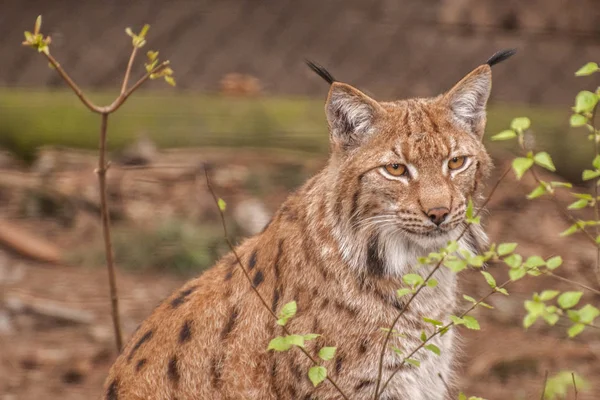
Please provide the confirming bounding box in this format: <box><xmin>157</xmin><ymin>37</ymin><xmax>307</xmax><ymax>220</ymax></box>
<box><xmin>325</xmin><ymin>82</ymin><xmax>384</xmax><ymax>150</ymax></box>
<box><xmin>443</xmin><ymin>65</ymin><xmax>492</xmax><ymax>140</ymax></box>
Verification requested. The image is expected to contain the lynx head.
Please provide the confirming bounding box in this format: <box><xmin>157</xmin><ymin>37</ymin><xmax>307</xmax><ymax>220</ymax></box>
<box><xmin>309</xmin><ymin>50</ymin><xmax>515</xmax><ymax>274</ymax></box>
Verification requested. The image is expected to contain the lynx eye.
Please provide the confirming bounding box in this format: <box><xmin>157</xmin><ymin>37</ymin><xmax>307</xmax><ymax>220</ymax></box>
<box><xmin>383</xmin><ymin>163</ymin><xmax>407</xmax><ymax>177</ymax></box>
<box><xmin>448</xmin><ymin>156</ymin><xmax>467</xmax><ymax>170</ymax></box>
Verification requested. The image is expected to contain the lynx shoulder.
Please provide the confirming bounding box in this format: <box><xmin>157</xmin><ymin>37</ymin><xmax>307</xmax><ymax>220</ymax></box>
<box><xmin>104</xmin><ymin>50</ymin><xmax>515</xmax><ymax>400</ymax></box>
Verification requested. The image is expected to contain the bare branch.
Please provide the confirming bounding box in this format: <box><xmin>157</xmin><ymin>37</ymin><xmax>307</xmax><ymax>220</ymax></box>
<box><xmin>97</xmin><ymin>113</ymin><xmax>123</xmax><ymax>352</ymax></box>
<box><xmin>121</xmin><ymin>47</ymin><xmax>139</xmax><ymax>94</ymax></box>
<box><xmin>43</xmin><ymin>52</ymin><xmax>101</xmax><ymax>113</ymax></box>
<box><xmin>540</xmin><ymin>370</ymin><xmax>549</xmax><ymax>400</ymax></box>
<box><xmin>106</xmin><ymin>61</ymin><xmax>169</xmax><ymax>113</ymax></box>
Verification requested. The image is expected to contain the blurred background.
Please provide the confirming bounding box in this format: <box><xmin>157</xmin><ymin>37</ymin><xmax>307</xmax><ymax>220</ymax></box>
<box><xmin>0</xmin><ymin>1</ymin><xmax>599</xmax><ymax>399</ymax></box>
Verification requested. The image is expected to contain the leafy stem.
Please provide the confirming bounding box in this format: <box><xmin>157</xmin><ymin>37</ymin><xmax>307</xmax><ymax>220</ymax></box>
<box><xmin>203</xmin><ymin>168</ymin><xmax>351</xmax><ymax>400</ymax></box>
<box><xmin>372</xmin><ymin>166</ymin><xmax>511</xmax><ymax>399</ymax></box>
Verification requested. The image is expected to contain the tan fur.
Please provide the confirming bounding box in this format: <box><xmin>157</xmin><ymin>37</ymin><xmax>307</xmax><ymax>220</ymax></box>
<box><xmin>104</xmin><ymin>64</ymin><xmax>495</xmax><ymax>400</ymax></box>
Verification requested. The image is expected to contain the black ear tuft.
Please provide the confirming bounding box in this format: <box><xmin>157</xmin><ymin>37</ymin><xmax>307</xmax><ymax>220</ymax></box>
<box><xmin>486</xmin><ymin>49</ymin><xmax>517</xmax><ymax>67</ymax></box>
<box><xmin>305</xmin><ymin>59</ymin><xmax>336</xmax><ymax>84</ymax></box>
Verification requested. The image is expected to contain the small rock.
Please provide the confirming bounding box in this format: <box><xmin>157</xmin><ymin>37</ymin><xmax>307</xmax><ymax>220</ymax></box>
<box><xmin>0</xmin><ymin>310</ymin><xmax>13</xmax><ymax>335</ymax></box>
<box><xmin>233</xmin><ymin>198</ymin><xmax>271</xmax><ymax>235</ymax></box>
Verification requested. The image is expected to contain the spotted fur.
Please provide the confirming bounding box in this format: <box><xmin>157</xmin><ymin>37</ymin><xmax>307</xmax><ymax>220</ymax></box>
<box><xmin>103</xmin><ymin>53</ymin><xmax>511</xmax><ymax>399</ymax></box>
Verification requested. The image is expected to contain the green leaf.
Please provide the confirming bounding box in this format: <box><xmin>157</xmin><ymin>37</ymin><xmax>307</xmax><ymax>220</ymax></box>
<box><xmin>449</xmin><ymin>315</ymin><xmax>464</xmax><ymax>326</ymax></box>
<box><xmin>308</xmin><ymin>366</ymin><xmax>327</xmax><ymax>387</ymax></box>
<box><xmin>568</xmin><ymin>199</ymin><xmax>588</xmax><ymax>209</ymax></box>
<box><xmin>578</xmin><ymin>304</ymin><xmax>600</xmax><ymax>324</ymax></box>
<box><xmin>139</xmin><ymin>24</ymin><xmax>150</xmax><ymax>38</ymax></box>
<box><xmin>426</xmin><ymin>279</ymin><xmax>438</xmax><ymax>288</ymax></box>
<box><xmin>277</xmin><ymin>301</ymin><xmax>297</xmax><ymax>326</ymax></box>
<box><xmin>445</xmin><ymin>241</ymin><xmax>459</xmax><ymax>253</ymax></box>
<box><xmin>491</xmin><ymin>129</ymin><xmax>517</xmax><ymax>141</ymax></box>
<box><xmin>402</xmin><ymin>273</ymin><xmax>424</xmax><ymax>287</ymax></box>
<box><xmin>462</xmin><ymin>315</ymin><xmax>480</xmax><ymax>330</ymax></box>
<box><xmin>524</xmin><ymin>256</ymin><xmax>546</xmax><ymax>268</ymax></box>
<box><xmin>125</xmin><ymin>27</ymin><xmax>134</xmax><ymax>37</ymax></box>
<box><xmin>511</xmin><ymin>117</ymin><xmax>531</xmax><ymax>132</ymax></box>
<box><xmin>463</xmin><ymin>295</ymin><xmax>477</xmax><ymax>303</ymax></box>
<box><xmin>286</xmin><ymin>334</ymin><xmax>305</xmax><ymax>348</ymax></box>
<box><xmin>523</xmin><ymin>313</ymin><xmax>538</xmax><ymax>329</ymax></box>
<box><xmin>424</xmin><ymin>344</ymin><xmax>441</xmax><ymax>356</ymax></box>
<box><xmin>303</xmin><ymin>333</ymin><xmax>321</xmax><ymax>341</ymax></box>
<box><xmin>318</xmin><ymin>346</ymin><xmax>336</xmax><ymax>361</ymax></box>
<box><xmin>557</xmin><ymin>291</ymin><xmax>583</xmax><ymax>309</ymax></box>
<box><xmin>570</xmin><ymin>113</ymin><xmax>588</xmax><ymax>127</ymax></box>
<box><xmin>512</xmin><ymin>157</ymin><xmax>534</xmax><ymax>180</ymax></box>
<box><xmin>444</xmin><ymin>259</ymin><xmax>467</xmax><ymax>273</ymax></box>
<box><xmin>533</xmin><ymin>152</ymin><xmax>556</xmax><ymax>172</ymax></box>
<box><xmin>574</xmin><ymin>90</ymin><xmax>599</xmax><ymax>113</ymax></box>
<box><xmin>539</xmin><ymin>290</ymin><xmax>560</xmax><ymax>301</ymax></box>
<box><xmin>593</xmin><ymin>155</ymin><xmax>600</xmax><ymax>170</ymax></box>
<box><xmin>465</xmin><ymin>198</ymin><xmax>481</xmax><ymax>224</ymax></box>
<box><xmin>496</xmin><ymin>287</ymin><xmax>509</xmax><ymax>296</ymax></box>
<box><xmin>468</xmin><ymin>255</ymin><xmax>485</xmax><ymax>267</ymax></box>
<box><xmin>560</xmin><ymin>223</ymin><xmax>580</xmax><ymax>237</ymax></box>
<box><xmin>497</xmin><ymin>243</ymin><xmax>518</xmax><ymax>256</ymax></box>
<box><xmin>527</xmin><ymin>184</ymin><xmax>547</xmax><ymax>199</ymax></box>
<box><xmin>480</xmin><ymin>271</ymin><xmax>496</xmax><ymax>288</ymax></box>
<box><xmin>509</xmin><ymin>267</ymin><xmax>526</xmax><ymax>281</ymax></box>
<box><xmin>396</xmin><ymin>288</ymin><xmax>413</xmax><ymax>297</ymax></box>
<box><xmin>34</xmin><ymin>15</ymin><xmax>42</xmax><ymax>35</ymax></box>
<box><xmin>217</xmin><ymin>198</ymin><xmax>227</xmax><ymax>211</ymax></box>
<box><xmin>582</xmin><ymin>169</ymin><xmax>600</xmax><ymax>181</ymax></box>
<box><xmin>423</xmin><ymin>317</ymin><xmax>443</xmax><ymax>326</ymax></box>
<box><xmin>550</xmin><ymin>181</ymin><xmax>572</xmax><ymax>188</ymax></box>
<box><xmin>575</xmin><ymin>62</ymin><xmax>599</xmax><ymax>76</ymax></box>
<box><xmin>458</xmin><ymin>393</ymin><xmax>467</xmax><ymax>400</ymax></box>
<box><xmin>420</xmin><ymin>331</ymin><xmax>427</xmax><ymax>342</ymax></box>
<box><xmin>543</xmin><ymin>313</ymin><xmax>559</xmax><ymax>326</ymax></box>
<box><xmin>479</xmin><ymin>301</ymin><xmax>494</xmax><ymax>309</ymax></box>
<box><xmin>503</xmin><ymin>253</ymin><xmax>522</xmax><ymax>268</ymax></box>
<box><xmin>267</xmin><ymin>336</ymin><xmax>292</xmax><ymax>351</ymax></box>
<box><xmin>164</xmin><ymin>76</ymin><xmax>176</xmax><ymax>87</ymax></box>
<box><xmin>568</xmin><ymin>323</ymin><xmax>585</xmax><ymax>338</ymax></box>
<box><xmin>546</xmin><ymin>256</ymin><xmax>562</xmax><ymax>270</ymax></box>
<box><xmin>405</xmin><ymin>358</ymin><xmax>420</xmax><ymax>367</ymax></box>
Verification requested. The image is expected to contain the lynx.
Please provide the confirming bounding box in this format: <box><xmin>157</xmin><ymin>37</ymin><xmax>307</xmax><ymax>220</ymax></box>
<box><xmin>104</xmin><ymin>49</ymin><xmax>515</xmax><ymax>400</ymax></box>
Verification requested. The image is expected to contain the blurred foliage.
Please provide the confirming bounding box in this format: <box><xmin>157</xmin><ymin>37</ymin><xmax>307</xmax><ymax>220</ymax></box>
<box><xmin>68</xmin><ymin>218</ymin><xmax>230</xmax><ymax>275</ymax></box>
<box><xmin>0</xmin><ymin>89</ymin><xmax>591</xmax><ymax>181</ymax></box>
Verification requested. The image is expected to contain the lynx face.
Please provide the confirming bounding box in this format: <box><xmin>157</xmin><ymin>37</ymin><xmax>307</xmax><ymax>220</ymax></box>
<box><xmin>325</xmin><ymin>65</ymin><xmax>493</xmax><ymax>273</ymax></box>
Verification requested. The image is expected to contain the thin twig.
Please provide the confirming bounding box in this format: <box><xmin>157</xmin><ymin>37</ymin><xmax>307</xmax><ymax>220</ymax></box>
<box><xmin>44</xmin><ymin>52</ymin><xmax>100</xmax><ymax>113</ymax></box>
<box><xmin>437</xmin><ymin>373</ymin><xmax>451</xmax><ymax>394</ymax></box>
<box><xmin>544</xmin><ymin>270</ymin><xmax>600</xmax><ymax>296</ymax></box>
<box><xmin>372</xmin><ymin>166</ymin><xmax>511</xmax><ymax>399</ymax></box>
<box><xmin>97</xmin><ymin>113</ymin><xmax>123</xmax><ymax>352</ymax></box>
<box><xmin>529</xmin><ymin>167</ymin><xmax>597</xmax><ymax>245</ymax></box>
<box><xmin>203</xmin><ymin>167</ymin><xmax>351</xmax><ymax>400</ymax></box>
<box><xmin>121</xmin><ymin>47</ymin><xmax>138</xmax><ymax>94</ymax></box>
<box><xmin>572</xmin><ymin>372</ymin><xmax>578</xmax><ymax>400</ymax></box>
<box><xmin>106</xmin><ymin>61</ymin><xmax>169</xmax><ymax>113</ymax></box>
<box><xmin>540</xmin><ymin>370</ymin><xmax>549</xmax><ymax>400</ymax></box>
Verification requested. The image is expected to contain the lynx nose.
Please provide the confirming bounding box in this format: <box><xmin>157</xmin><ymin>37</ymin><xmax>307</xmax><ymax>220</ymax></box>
<box><xmin>426</xmin><ymin>207</ymin><xmax>449</xmax><ymax>226</ymax></box>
